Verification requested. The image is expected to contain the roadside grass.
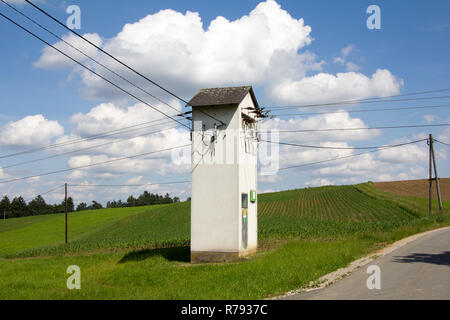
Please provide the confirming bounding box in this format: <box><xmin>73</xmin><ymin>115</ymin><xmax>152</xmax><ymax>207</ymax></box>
<box><xmin>0</xmin><ymin>215</ymin><xmax>448</xmax><ymax>299</ymax></box>
<box><xmin>0</xmin><ymin>205</ymin><xmax>166</xmax><ymax>256</ymax></box>
<box><xmin>1</xmin><ymin>182</ymin><xmax>449</xmax><ymax>299</ymax></box>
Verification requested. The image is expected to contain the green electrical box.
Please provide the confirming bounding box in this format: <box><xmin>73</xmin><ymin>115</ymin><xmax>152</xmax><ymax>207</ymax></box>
<box><xmin>250</xmin><ymin>190</ymin><xmax>256</xmax><ymax>203</ymax></box>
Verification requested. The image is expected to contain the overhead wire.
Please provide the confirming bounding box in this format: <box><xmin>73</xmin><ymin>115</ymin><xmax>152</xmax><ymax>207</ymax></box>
<box><xmin>22</xmin><ymin>0</ymin><xmax>226</xmax><ymax>127</ymax></box>
<box><xmin>272</xmin><ymin>103</ymin><xmax>450</xmax><ymax>117</ymax></box>
<box><xmin>0</xmin><ymin>0</ymin><xmax>189</xmax><ymax>118</ymax></box>
<box><xmin>23</xmin><ymin>184</ymin><xmax>64</xmax><ymax>203</ymax></box>
<box><xmin>0</xmin><ymin>144</ymin><xmax>190</xmax><ymax>184</ymax></box>
<box><xmin>2</xmin><ymin>124</ymin><xmax>181</xmax><ymax>169</ymax></box>
<box><xmin>0</xmin><ymin>11</ymin><xmax>191</xmax><ymax>130</ymax></box>
<box><xmin>0</xmin><ymin>117</ymin><xmax>176</xmax><ymax>160</ymax></box>
<box><xmin>435</xmin><ymin>139</ymin><xmax>450</xmax><ymax>147</ymax></box>
<box><xmin>268</xmin><ymin>93</ymin><xmax>450</xmax><ymax>110</ymax></box>
<box><xmin>278</xmin><ymin>139</ymin><xmax>427</xmax><ymax>171</ymax></box>
<box><xmin>261</xmin><ymin>139</ymin><xmax>426</xmax><ymax>150</ymax></box>
<box><xmin>0</xmin><ymin>1</ymin><xmax>447</xmax><ymax>190</ymax></box>
<box><xmin>258</xmin><ymin>123</ymin><xmax>450</xmax><ymax>133</ymax></box>
<box><xmin>69</xmin><ymin>181</ymin><xmax>190</xmax><ymax>188</ymax></box>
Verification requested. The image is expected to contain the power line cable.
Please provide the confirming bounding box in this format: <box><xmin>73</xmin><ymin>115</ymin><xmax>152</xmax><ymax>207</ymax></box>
<box><xmin>272</xmin><ymin>104</ymin><xmax>450</xmax><ymax>117</ymax></box>
<box><xmin>268</xmin><ymin>95</ymin><xmax>450</xmax><ymax>110</ymax></box>
<box><xmin>22</xmin><ymin>0</ymin><xmax>225</xmax><ymax>126</ymax></box>
<box><xmin>0</xmin><ymin>144</ymin><xmax>190</xmax><ymax>184</ymax></box>
<box><xmin>23</xmin><ymin>184</ymin><xmax>64</xmax><ymax>203</ymax></box>
<box><xmin>261</xmin><ymin>139</ymin><xmax>426</xmax><ymax>150</ymax></box>
<box><xmin>0</xmin><ymin>117</ymin><xmax>176</xmax><ymax>160</ymax></box>
<box><xmin>19</xmin><ymin>0</ymin><xmax>450</xmax><ymax>127</ymax></box>
<box><xmin>278</xmin><ymin>139</ymin><xmax>426</xmax><ymax>171</ymax></box>
<box><xmin>0</xmin><ymin>0</ymin><xmax>189</xmax><ymax>118</ymax></box>
<box><xmin>23</xmin><ymin>0</ymin><xmax>450</xmax><ymax>113</ymax></box>
<box><xmin>2</xmin><ymin>125</ymin><xmax>181</xmax><ymax>169</ymax></box>
<box><xmin>0</xmin><ymin>11</ymin><xmax>191</xmax><ymax>131</ymax></box>
<box><xmin>37</xmin><ymin>184</ymin><xmax>64</xmax><ymax>197</ymax></box>
<box><xmin>435</xmin><ymin>139</ymin><xmax>450</xmax><ymax>147</ymax></box>
<box><xmin>24</xmin><ymin>0</ymin><xmax>189</xmax><ymax>106</ymax></box>
<box><xmin>258</xmin><ymin>123</ymin><xmax>450</xmax><ymax>133</ymax></box>
<box><xmin>69</xmin><ymin>181</ymin><xmax>190</xmax><ymax>188</ymax></box>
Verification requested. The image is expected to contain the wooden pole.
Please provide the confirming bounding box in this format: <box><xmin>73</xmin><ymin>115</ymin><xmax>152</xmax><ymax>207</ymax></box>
<box><xmin>65</xmin><ymin>183</ymin><xmax>68</xmax><ymax>244</ymax></box>
<box><xmin>429</xmin><ymin>134</ymin><xmax>443</xmax><ymax>214</ymax></box>
<box><xmin>428</xmin><ymin>135</ymin><xmax>432</xmax><ymax>215</ymax></box>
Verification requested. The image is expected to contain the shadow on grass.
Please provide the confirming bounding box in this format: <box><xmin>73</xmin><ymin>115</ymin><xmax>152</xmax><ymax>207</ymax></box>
<box><xmin>119</xmin><ymin>246</ymin><xmax>190</xmax><ymax>264</ymax></box>
<box><xmin>393</xmin><ymin>251</ymin><xmax>450</xmax><ymax>266</ymax></box>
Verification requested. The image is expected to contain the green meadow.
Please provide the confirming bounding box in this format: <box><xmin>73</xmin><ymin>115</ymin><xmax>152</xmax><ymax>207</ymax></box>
<box><xmin>0</xmin><ymin>182</ymin><xmax>449</xmax><ymax>299</ymax></box>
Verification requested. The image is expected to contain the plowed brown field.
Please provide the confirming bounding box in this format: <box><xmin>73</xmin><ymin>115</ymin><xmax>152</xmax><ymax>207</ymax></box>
<box><xmin>374</xmin><ymin>178</ymin><xmax>450</xmax><ymax>202</ymax></box>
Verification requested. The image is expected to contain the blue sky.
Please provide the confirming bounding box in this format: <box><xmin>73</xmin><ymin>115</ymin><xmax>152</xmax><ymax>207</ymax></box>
<box><xmin>0</xmin><ymin>0</ymin><xmax>449</xmax><ymax>205</ymax></box>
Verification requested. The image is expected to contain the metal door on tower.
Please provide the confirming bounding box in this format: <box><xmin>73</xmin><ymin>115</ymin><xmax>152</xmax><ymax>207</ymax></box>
<box><xmin>241</xmin><ymin>193</ymin><xmax>248</xmax><ymax>249</ymax></box>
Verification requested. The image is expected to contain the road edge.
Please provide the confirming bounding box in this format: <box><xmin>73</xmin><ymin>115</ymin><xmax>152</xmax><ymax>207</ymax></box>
<box><xmin>271</xmin><ymin>225</ymin><xmax>450</xmax><ymax>300</ymax></box>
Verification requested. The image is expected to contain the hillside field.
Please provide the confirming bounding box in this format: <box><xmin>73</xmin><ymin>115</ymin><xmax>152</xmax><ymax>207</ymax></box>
<box><xmin>374</xmin><ymin>178</ymin><xmax>450</xmax><ymax>202</ymax></box>
<box><xmin>0</xmin><ymin>182</ymin><xmax>449</xmax><ymax>299</ymax></box>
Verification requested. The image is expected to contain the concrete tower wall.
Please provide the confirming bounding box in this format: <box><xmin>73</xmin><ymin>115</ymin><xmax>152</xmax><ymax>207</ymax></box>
<box><xmin>190</xmin><ymin>93</ymin><xmax>258</xmax><ymax>263</ymax></box>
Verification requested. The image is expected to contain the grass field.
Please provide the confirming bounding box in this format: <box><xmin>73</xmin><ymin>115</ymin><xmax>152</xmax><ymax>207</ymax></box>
<box><xmin>0</xmin><ymin>205</ymin><xmax>165</xmax><ymax>256</ymax></box>
<box><xmin>0</xmin><ymin>182</ymin><xmax>449</xmax><ymax>299</ymax></box>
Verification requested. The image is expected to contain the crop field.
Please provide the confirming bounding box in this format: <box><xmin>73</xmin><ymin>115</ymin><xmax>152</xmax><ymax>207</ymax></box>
<box><xmin>374</xmin><ymin>178</ymin><xmax>450</xmax><ymax>202</ymax></box>
<box><xmin>258</xmin><ymin>185</ymin><xmax>420</xmax><ymax>240</ymax></box>
<box><xmin>0</xmin><ymin>205</ymin><xmax>167</xmax><ymax>256</ymax></box>
<box><xmin>259</xmin><ymin>186</ymin><xmax>407</xmax><ymax>222</ymax></box>
<box><xmin>2</xmin><ymin>183</ymin><xmax>425</xmax><ymax>258</ymax></box>
<box><xmin>0</xmin><ymin>182</ymin><xmax>449</xmax><ymax>299</ymax></box>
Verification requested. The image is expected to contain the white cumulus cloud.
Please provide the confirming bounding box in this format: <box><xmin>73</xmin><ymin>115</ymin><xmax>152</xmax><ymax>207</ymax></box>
<box><xmin>35</xmin><ymin>0</ymin><xmax>403</xmax><ymax>106</ymax></box>
<box><xmin>0</xmin><ymin>114</ymin><xmax>63</xmax><ymax>147</ymax></box>
<box><xmin>268</xmin><ymin>69</ymin><xmax>403</xmax><ymax>105</ymax></box>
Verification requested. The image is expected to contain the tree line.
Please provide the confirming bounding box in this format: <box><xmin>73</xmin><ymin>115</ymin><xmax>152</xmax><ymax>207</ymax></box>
<box><xmin>0</xmin><ymin>190</ymin><xmax>181</xmax><ymax>219</ymax></box>
<box><xmin>105</xmin><ymin>191</ymin><xmax>180</xmax><ymax>208</ymax></box>
<box><xmin>0</xmin><ymin>195</ymin><xmax>74</xmax><ymax>219</ymax></box>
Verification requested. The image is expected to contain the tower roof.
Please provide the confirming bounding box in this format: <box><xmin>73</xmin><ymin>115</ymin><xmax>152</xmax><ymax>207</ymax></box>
<box><xmin>188</xmin><ymin>86</ymin><xmax>260</xmax><ymax>109</ymax></box>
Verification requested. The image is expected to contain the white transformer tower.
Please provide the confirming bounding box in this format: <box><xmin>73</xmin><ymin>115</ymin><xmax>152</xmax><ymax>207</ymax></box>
<box><xmin>189</xmin><ymin>86</ymin><xmax>264</xmax><ymax>263</ymax></box>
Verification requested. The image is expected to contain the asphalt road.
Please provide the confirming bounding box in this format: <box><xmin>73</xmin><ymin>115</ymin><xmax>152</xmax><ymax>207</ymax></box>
<box><xmin>284</xmin><ymin>227</ymin><xmax>450</xmax><ymax>300</ymax></box>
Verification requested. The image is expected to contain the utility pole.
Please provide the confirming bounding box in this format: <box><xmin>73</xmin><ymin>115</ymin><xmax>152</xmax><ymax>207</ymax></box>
<box><xmin>428</xmin><ymin>134</ymin><xmax>443</xmax><ymax>215</ymax></box>
<box><xmin>65</xmin><ymin>183</ymin><xmax>68</xmax><ymax>244</ymax></box>
<box><xmin>429</xmin><ymin>135</ymin><xmax>432</xmax><ymax>215</ymax></box>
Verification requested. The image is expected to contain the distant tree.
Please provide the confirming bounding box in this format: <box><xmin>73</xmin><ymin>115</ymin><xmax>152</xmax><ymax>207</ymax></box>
<box><xmin>89</xmin><ymin>201</ymin><xmax>103</xmax><ymax>210</ymax></box>
<box><xmin>173</xmin><ymin>197</ymin><xmax>180</xmax><ymax>203</ymax></box>
<box><xmin>53</xmin><ymin>202</ymin><xmax>64</xmax><ymax>213</ymax></box>
<box><xmin>11</xmin><ymin>196</ymin><xmax>27</xmax><ymax>217</ymax></box>
<box><xmin>28</xmin><ymin>195</ymin><xmax>47</xmax><ymax>215</ymax></box>
<box><xmin>0</xmin><ymin>196</ymin><xmax>11</xmax><ymax>212</ymax></box>
<box><xmin>127</xmin><ymin>195</ymin><xmax>136</xmax><ymax>207</ymax></box>
<box><xmin>67</xmin><ymin>197</ymin><xmax>75</xmax><ymax>212</ymax></box>
<box><xmin>163</xmin><ymin>193</ymin><xmax>173</xmax><ymax>204</ymax></box>
<box><xmin>186</xmin><ymin>197</ymin><xmax>191</xmax><ymax>202</ymax></box>
<box><xmin>58</xmin><ymin>197</ymin><xmax>75</xmax><ymax>213</ymax></box>
<box><xmin>76</xmin><ymin>202</ymin><xmax>87</xmax><ymax>211</ymax></box>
